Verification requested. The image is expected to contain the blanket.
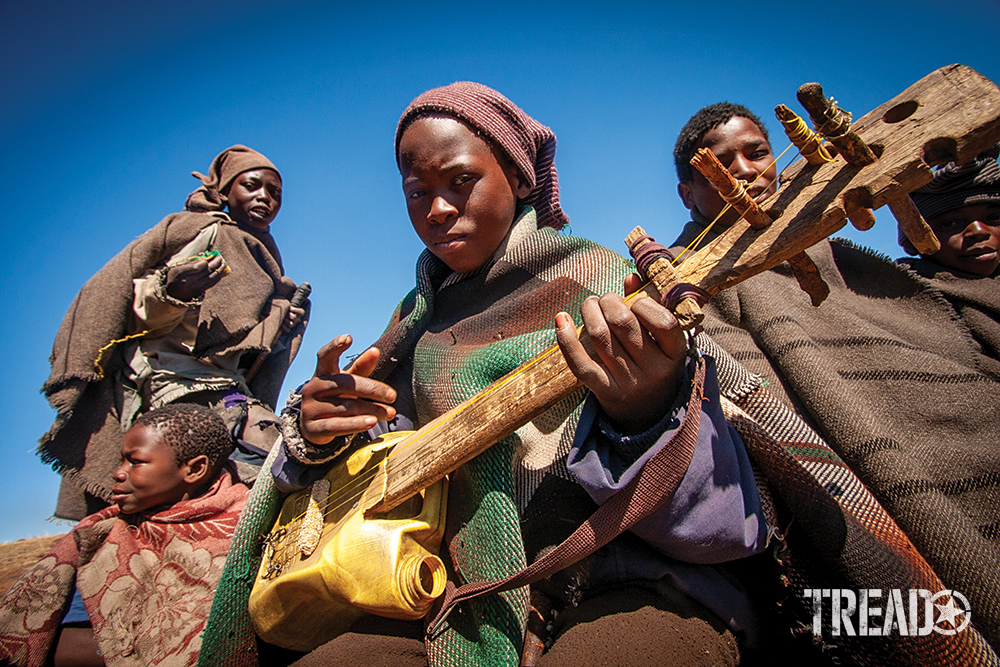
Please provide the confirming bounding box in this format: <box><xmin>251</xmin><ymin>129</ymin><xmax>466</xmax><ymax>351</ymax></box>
<box><xmin>370</xmin><ymin>207</ymin><xmax>642</xmax><ymax>666</ymax></box>
<box><xmin>0</xmin><ymin>473</ymin><xmax>248</xmax><ymax>667</ymax></box>
<box><xmin>672</xmin><ymin>220</ymin><xmax>1000</xmax><ymax>653</ymax></box>
<box><xmin>898</xmin><ymin>258</ymin><xmax>1000</xmax><ymax>379</ymax></box>
<box><xmin>40</xmin><ymin>211</ymin><xmax>304</xmax><ymax>518</ymax></box>
<box><xmin>196</xmin><ymin>207</ymin><xmax>636</xmax><ymax>667</ymax></box>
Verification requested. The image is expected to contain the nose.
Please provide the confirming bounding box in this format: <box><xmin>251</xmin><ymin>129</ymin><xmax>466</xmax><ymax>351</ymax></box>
<box><xmin>728</xmin><ymin>154</ymin><xmax>760</xmax><ymax>182</ymax></box>
<box><xmin>113</xmin><ymin>463</ymin><xmax>127</xmax><ymax>482</ymax></box>
<box><xmin>965</xmin><ymin>219</ymin><xmax>990</xmax><ymax>239</ymax></box>
<box><xmin>255</xmin><ymin>188</ymin><xmax>272</xmax><ymax>204</ymax></box>
<box><xmin>428</xmin><ymin>195</ymin><xmax>458</xmax><ymax>225</ymax></box>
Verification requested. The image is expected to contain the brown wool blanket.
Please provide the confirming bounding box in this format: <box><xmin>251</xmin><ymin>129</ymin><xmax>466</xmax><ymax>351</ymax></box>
<box><xmin>898</xmin><ymin>257</ymin><xmax>1000</xmax><ymax>379</ymax></box>
<box><xmin>673</xmin><ymin>220</ymin><xmax>1000</xmax><ymax>653</ymax></box>
<box><xmin>0</xmin><ymin>473</ymin><xmax>248</xmax><ymax>667</ymax></box>
<box><xmin>41</xmin><ymin>211</ymin><xmax>304</xmax><ymax>518</ymax></box>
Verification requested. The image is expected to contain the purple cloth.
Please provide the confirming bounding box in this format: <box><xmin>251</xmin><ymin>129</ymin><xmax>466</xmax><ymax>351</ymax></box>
<box><xmin>566</xmin><ymin>354</ymin><xmax>766</xmax><ymax>647</ymax></box>
<box><xmin>567</xmin><ymin>355</ymin><xmax>765</xmax><ymax>564</ymax></box>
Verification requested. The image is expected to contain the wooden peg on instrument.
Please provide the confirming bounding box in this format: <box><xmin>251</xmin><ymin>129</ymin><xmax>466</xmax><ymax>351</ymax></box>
<box><xmin>842</xmin><ymin>190</ymin><xmax>877</xmax><ymax>231</ymax></box>
<box><xmin>845</xmin><ymin>204</ymin><xmax>877</xmax><ymax>231</ymax></box>
<box><xmin>775</xmin><ymin>104</ymin><xmax>836</xmax><ymax>166</ymax></box>
<box><xmin>785</xmin><ymin>252</ymin><xmax>830</xmax><ymax>306</ymax></box>
<box><xmin>797</xmin><ymin>82</ymin><xmax>878</xmax><ymax>167</ymax></box>
<box><xmin>625</xmin><ymin>226</ymin><xmax>705</xmax><ymax>330</ymax></box>
<box><xmin>888</xmin><ymin>195</ymin><xmax>941</xmax><ymax>255</ymax></box>
<box><xmin>690</xmin><ymin>148</ymin><xmax>772</xmax><ymax>229</ymax></box>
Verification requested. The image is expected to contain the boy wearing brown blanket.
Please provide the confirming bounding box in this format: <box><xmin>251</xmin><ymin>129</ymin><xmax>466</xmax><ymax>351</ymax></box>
<box><xmin>670</xmin><ymin>102</ymin><xmax>1000</xmax><ymax>654</ymax></box>
<box><xmin>0</xmin><ymin>404</ymin><xmax>249</xmax><ymax>667</ymax></box>
<box><xmin>40</xmin><ymin>146</ymin><xmax>308</xmax><ymax>521</ymax></box>
<box><xmin>900</xmin><ymin>147</ymin><xmax>1000</xmax><ymax>378</ymax></box>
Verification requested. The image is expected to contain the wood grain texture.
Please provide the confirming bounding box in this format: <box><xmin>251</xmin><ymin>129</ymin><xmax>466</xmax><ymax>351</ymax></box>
<box><xmin>889</xmin><ymin>194</ymin><xmax>940</xmax><ymax>255</ymax></box>
<box><xmin>798</xmin><ymin>82</ymin><xmax>878</xmax><ymax>166</ymax></box>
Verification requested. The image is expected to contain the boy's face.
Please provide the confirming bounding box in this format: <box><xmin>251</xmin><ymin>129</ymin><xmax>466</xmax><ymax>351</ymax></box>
<box><xmin>111</xmin><ymin>424</ymin><xmax>194</xmax><ymax>514</ymax></box>
<box><xmin>399</xmin><ymin>116</ymin><xmax>528</xmax><ymax>274</ymax></box>
<box><xmin>926</xmin><ymin>202</ymin><xmax>1000</xmax><ymax>276</ymax></box>
<box><xmin>677</xmin><ymin>116</ymin><xmax>778</xmax><ymax>225</ymax></box>
<box><xmin>227</xmin><ymin>168</ymin><xmax>282</xmax><ymax>230</ymax></box>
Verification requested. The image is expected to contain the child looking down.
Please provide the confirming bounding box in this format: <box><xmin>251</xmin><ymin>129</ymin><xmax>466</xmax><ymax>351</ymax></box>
<box><xmin>0</xmin><ymin>404</ymin><xmax>249</xmax><ymax>667</ymax></box>
<box><xmin>40</xmin><ymin>145</ymin><xmax>308</xmax><ymax>521</ymax></box>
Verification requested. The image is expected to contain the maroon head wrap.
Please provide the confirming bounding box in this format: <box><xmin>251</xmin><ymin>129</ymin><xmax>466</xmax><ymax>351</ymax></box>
<box><xmin>395</xmin><ymin>81</ymin><xmax>569</xmax><ymax>231</ymax></box>
<box><xmin>185</xmin><ymin>145</ymin><xmax>280</xmax><ymax>213</ymax></box>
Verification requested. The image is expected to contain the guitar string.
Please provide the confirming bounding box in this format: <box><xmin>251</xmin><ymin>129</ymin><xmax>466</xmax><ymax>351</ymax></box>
<box><xmin>306</xmin><ymin>344</ymin><xmax>582</xmax><ymax>524</ymax></box>
<box><xmin>275</xmin><ymin>137</ymin><xmax>811</xmax><ymax>540</ymax></box>
<box><xmin>671</xmin><ymin>142</ymin><xmax>795</xmax><ymax>265</ymax></box>
<box><xmin>277</xmin><ymin>343</ymin><xmax>570</xmax><ymax>533</ymax></box>
<box><xmin>277</xmin><ymin>315</ymin><xmax>589</xmax><ymax>540</ymax></box>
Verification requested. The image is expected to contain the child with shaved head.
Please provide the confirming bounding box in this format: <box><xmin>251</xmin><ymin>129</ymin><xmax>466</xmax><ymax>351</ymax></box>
<box><xmin>0</xmin><ymin>404</ymin><xmax>248</xmax><ymax>667</ymax></box>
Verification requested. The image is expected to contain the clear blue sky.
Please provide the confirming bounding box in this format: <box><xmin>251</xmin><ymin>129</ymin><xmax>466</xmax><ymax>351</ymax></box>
<box><xmin>1</xmin><ymin>0</ymin><xmax>997</xmax><ymax>542</ymax></box>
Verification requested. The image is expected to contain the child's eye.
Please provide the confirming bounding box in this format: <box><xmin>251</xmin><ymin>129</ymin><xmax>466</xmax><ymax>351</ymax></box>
<box><xmin>406</xmin><ymin>189</ymin><xmax>426</xmax><ymax>200</ymax></box>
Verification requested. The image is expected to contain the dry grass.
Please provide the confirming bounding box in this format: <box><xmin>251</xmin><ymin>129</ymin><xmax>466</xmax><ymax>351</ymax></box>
<box><xmin>0</xmin><ymin>534</ymin><xmax>67</xmax><ymax>596</ymax></box>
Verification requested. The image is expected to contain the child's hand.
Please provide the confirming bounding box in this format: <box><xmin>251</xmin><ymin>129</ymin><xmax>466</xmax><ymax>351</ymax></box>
<box><xmin>165</xmin><ymin>254</ymin><xmax>227</xmax><ymax>302</ymax></box>
<box><xmin>555</xmin><ymin>275</ymin><xmax>687</xmax><ymax>434</ymax></box>
<box><xmin>299</xmin><ymin>335</ymin><xmax>398</xmax><ymax>445</ymax></box>
<box><xmin>282</xmin><ymin>306</ymin><xmax>306</xmax><ymax>332</ymax></box>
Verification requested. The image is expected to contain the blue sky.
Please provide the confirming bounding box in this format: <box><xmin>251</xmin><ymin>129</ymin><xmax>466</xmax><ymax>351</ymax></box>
<box><xmin>1</xmin><ymin>0</ymin><xmax>997</xmax><ymax>542</ymax></box>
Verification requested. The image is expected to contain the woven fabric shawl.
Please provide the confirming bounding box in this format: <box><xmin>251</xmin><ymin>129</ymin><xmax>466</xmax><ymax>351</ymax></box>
<box><xmin>673</xmin><ymin>221</ymin><xmax>1000</xmax><ymax>654</ymax></box>
<box><xmin>0</xmin><ymin>473</ymin><xmax>248</xmax><ymax>667</ymax></box>
<box><xmin>369</xmin><ymin>208</ymin><xmax>634</xmax><ymax>667</ymax></box>
<box><xmin>196</xmin><ymin>208</ymin><xmax>635</xmax><ymax>667</ymax></box>
<box><xmin>898</xmin><ymin>257</ymin><xmax>1000</xmax><ymax>380</ymax></box>
<box><xmin>700</xmin><ymin>333</ymin><xmax>997</xmax><ymax>665</ymax></box>
<box><xmin>41</xmin><ymin>211</ymin><xmax>303</xmax><ymax>518</ymax></box>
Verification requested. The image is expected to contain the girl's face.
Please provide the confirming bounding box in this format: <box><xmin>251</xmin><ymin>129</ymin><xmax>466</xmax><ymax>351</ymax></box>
<box><xmin>399</xmin><ymin>116</ymin><xmax>527</xmax><ymax>274</ymax></box>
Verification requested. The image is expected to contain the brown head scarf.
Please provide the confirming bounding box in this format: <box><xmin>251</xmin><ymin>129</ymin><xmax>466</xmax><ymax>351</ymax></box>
<box><xmin>395</xmin><ymin>81</ymin><xmax>569</xmax><ymax>231</ymax></box>
<box><xmin>185</xmin><ymin>145</ymin><xmax>280</xmax><ymax>213</ymax></box>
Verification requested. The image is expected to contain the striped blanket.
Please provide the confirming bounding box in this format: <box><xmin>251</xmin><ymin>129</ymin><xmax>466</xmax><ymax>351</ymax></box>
<box><xmin>673</xmin><ymin>220</ymin><xmax>1000</xmax><ymax>658</ymax></box>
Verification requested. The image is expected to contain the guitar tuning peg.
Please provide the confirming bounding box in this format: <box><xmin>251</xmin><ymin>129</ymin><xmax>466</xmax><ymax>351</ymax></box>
<box><xmin>888</xmin><ymin>195</ymin><xmax>941</xmax><ymax>255</ymax></box>
<box><xmin>786</xmin><ymin>252</ymin><xmax>831</xmax><ymax>307</ymax></box>
<box><xmin>798</xmin><ymin>82</ymin><xmax>878</xmax><ymax>167</ymax></box>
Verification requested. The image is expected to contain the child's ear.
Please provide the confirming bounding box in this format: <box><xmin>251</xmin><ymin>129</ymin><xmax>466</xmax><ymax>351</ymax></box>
<box><xmin>677</xmin><ymin>182</ymin><xmax>696</xmax><ymax>210</ymax></box>
<box><xmin>182</xmin><ymin>455</ymin><xmax>212</xmax><ymax>485</ymax></box>
<box><xmin>504</xmin><ymin>163</ymin><xmax>532</xmax><ymax>199</ymax></box>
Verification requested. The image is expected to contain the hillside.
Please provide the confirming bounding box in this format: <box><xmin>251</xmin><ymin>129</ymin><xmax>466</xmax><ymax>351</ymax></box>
<box><xmin>0</xmin><ymin>534</ymin><xmax>66</xmax><ymax>595</ymax></box>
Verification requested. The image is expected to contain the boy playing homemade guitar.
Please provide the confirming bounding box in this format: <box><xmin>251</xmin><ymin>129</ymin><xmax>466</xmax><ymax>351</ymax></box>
<box><xmin>269</xmin><ymin>83</ymin><xmax>766</xmax><ymax>667</ymax></box>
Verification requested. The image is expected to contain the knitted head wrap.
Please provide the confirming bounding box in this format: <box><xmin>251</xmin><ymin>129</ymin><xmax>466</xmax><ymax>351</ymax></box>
<box><xmin>900</xmin><ymin>146</ymin><xmax>1000</xmax><ymax>254</ymax></box>
<box><xmin>395</xmin><ymin>81</ymin><xmax>569</xmax><ymax>231</ymax></box>
<box><xmin>185</xmin><ymin>145</ymin><xmax>280</xmax><ymax>213</ymax></box>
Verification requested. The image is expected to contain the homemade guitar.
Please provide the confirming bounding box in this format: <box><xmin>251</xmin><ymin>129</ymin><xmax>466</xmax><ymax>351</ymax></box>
<box><xmin>248</xmin><ymin>64</ymin><xmax>1000</xmax><ymax>652</ymax></box>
